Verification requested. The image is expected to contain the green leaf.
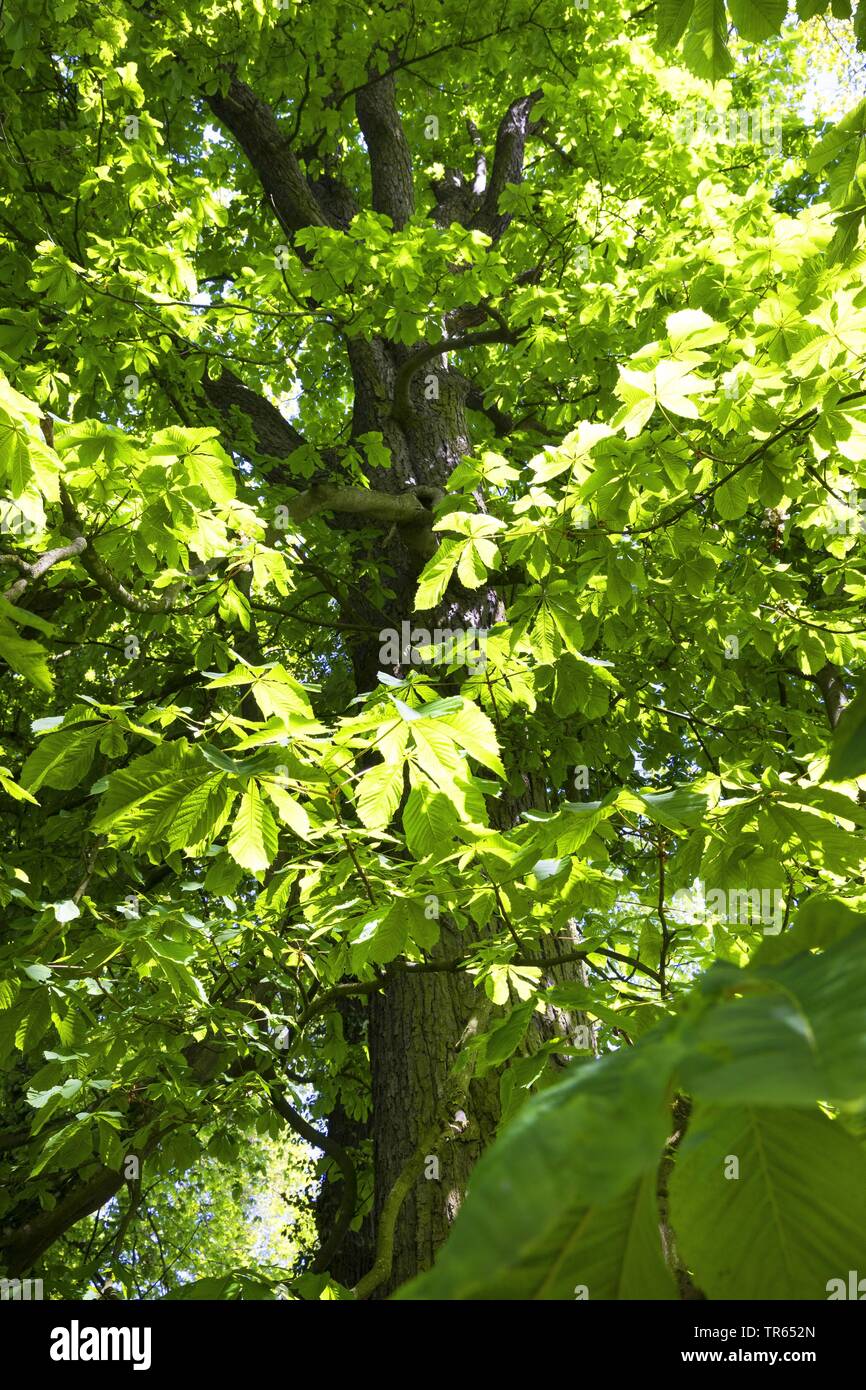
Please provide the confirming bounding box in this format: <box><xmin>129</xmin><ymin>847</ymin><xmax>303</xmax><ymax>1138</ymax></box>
<box><xmin>352</xmin><ymin>903</ymin><xmax>408</xmax><ymax>965</ymax></box>
<box><xmin>168</xmin><ymin>774</ymin><xmax>236</xmax><ymax>853</ymax></box>
<box><xmin>0</xmin><ymin>767</ymin><xmax>39</xmax><ymax>803</ymax></box>
<box><xmin>0</xmin><ymin>627</ymin><xmax>53</xmax><ymax>692</ymax></box>
<box><xmin>155</xmin><ymin>956</ymin><xmax>209</xmax><ymax>1005</ymax></box>
<box><xmin>92</xmin><ymin>742</ymin><xmax>205</xmax><ymax>847</ymax></box>
<box><xmin>755</xmin><ymin>894</ymin><xmax>866</xmax><ymax>964</ymax></box>
<box><xmin>355</xmin><ymin>756</ymin><xmax>406</xmax><ymax>830</ymax></box>
<box><xmin>472</xmin><ymin>1001</ymin><xmax>536</xmax><ymax>1074</ymax></box>
<box><xmin>262</xmin><ymin>781</ymin><xmax>311</xmax><ymax>839</ymax></box>
<box><xmin>203</xmin><ymin>853</ymin><xmax>244</xmax><ymax>896</ymax></box>
<box><xmin>0</xmin><ymin>594</ymin><xmax>55</xmax><ymax>636</ymax></box>
<box><xmin>680</xmin><ymin>927</ymin><xmax>866</xmax><ymax>1104</ymax></box>
<box><xmin>665</xmin><ymin>309</ymin><xmax>728</xmax><ymax>350</ymax></box>
<box><xmin>21</xmin><ymin>723</ymin><xmax>102</xmax><ymax>792</ymax></box>
<box><xmin>249</xmin><ymin>665</ymin><xmax>316</xmax><ymax>727</ymax></box>
<box><xmin>402</xmin><ymin>782</ymin><xmax>459</xmax><ymax>858</ymax></box>
<box><xmin>714</xmin><ymin>469</ymin><xmax>751</xmax><ymax>520</ymax></box>
<box><xmin>456</xmin><ymin>537</ymin><xmax>497</xmax><ymax>588</ymax></box>
<box><xmin>727</xmin><ymin>0</ymin><xmax>788</xmax><ymax>40</ymax></box>
<box><xmin>227</xmin><ymin>781</ymin><xmax>279</xmax><ymax>873</ymax></box>
<box><xmin>414</xmin><ymin>539</ymin><xmax>462</xmax><ymax>610</ymax></box>
<box><xmin>657</xmin><ymin>0</ymin><xmax>696</xmax><ymax>45</ymax></box>
<box><xmin>437</xmin><ymin>701</ymin><xmax>505</xmax><ymax>778</ymax></box>
<box><xmin>670</xmin><ymin>1105</ymin><xmax>866</xmax><ymax>1298</ymax></box>
<box><xmin>621</xmin><ymin>783</ymin><xmax>716</xmax><ymax>831</ymax></box>
<box><xmin>682</xmin><ymin>0</ymin><xmax>734</xmax><ymax>80</ymax></box>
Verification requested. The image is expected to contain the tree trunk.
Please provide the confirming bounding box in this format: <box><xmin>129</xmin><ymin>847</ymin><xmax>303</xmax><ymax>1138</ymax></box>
<box><xmin>368</xmin><ymin>927</ymin><xmax>503</xmax><ymax>1295</ymax></box>
<box><xmin>323</xmin><ymin>339</ymin><xmax>586</xmax><ymax>1295</ymax></box>
<box><xmin>328</xmin><ymin>344</ymin><xmax>505</xmax><ymax>1294</ymax></box>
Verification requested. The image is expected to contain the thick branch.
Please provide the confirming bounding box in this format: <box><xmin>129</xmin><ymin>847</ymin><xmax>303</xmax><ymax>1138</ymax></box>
<box><xmin>58</xmin><ymin>484</ymin><xmax>176</xmax><ymax>613</ymax></box>
<box><xmin>474</xmin><ymin>90</ymin><xmax>543</xmax><ymax>240</ymax></box>
<box><xmin>391</xmin><ymin>327</ymin><xmax>517</xmax><ymax>426</ymax></box>
<box><xmin>355</xmin><ymin>68</ymin><xmax>414</xmax><ymax>230</ymax></box>
<box><xmin>205</xmin><ymin>76</ymin><xmax>330</xmax><ymax>239</ymax></box>
<box><xmin>200</xmin><ymin>363</ymin><xmax>308</xmax><ymax>464</ymax></box>
<box><xmin>467</xmin><ymin>119</ymin><xmax>487</xmax><ymax>195</ymax></box>
<box><xmin>287</xmin><ymin>481</ymin><xmax>438</xmax><ymax>527</ymax></box>
<box><xmin>393</xmin><ymin>946</ymin><xmax>663</xmax><ymax>988</ymax></box>
<box><xmin>464</xmin><ymin>385</ymin><xmax>545</xmax><ymax>436</ymax></box>
<box><xmin>814</xmin><ymin>663</ymin><xmax>847</xmax><ymax>731</ymax></box>
<box><xmin>0</xmin><ymin>1165</ymin><xmax>123</xmax><ymax>1277</ymax></box>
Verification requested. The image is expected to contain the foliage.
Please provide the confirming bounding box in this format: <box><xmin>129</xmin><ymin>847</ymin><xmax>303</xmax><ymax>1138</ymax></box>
<box><xmin>0</xmin><ymin>0</ymin><xmax>865</xmax><ymax>1301</ymax></box>
<box><xmin>37</xmin><ymin>1134</ymin><xmax>317</xmax><ymax>1300</ymax></box>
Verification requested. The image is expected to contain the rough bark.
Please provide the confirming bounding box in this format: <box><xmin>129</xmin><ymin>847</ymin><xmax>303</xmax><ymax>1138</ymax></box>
<box><xmin>355</xmin><ymin>66</ymin><xmax>415</xmax><ymax>230</ymax></box>
<box><xmin>367</xmin><ymin>924</ymin><xmax>502</xmax><ymax>1295</ymax></box>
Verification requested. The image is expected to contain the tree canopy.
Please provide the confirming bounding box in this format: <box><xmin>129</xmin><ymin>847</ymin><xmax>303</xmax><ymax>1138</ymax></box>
<box><xmin>2</xmin><ymin>0</ymin><xmax>866</xmax><ymax>1304</ymax></box>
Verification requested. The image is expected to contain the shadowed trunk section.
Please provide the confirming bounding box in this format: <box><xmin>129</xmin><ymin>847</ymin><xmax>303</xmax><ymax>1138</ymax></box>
<box><xmin>368</xmin><ymin>922</ymin><xmax>502</xmax><ymax>1296</ymax></box>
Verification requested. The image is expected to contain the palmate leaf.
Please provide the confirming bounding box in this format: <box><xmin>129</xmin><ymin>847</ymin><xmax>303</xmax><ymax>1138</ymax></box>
<box><xmin>170</xmin><ymin>1271</ymin><xmax>284</xmax><ymax>1301</ymax></box>
<box><xmin>167</xmin><ymin>773</ymin><xmax>237</xmax><ymax>853</ymax></box>
<box><xmin>620</xmin><ymin>782</ymin><xmax>719</xmax><ymax>831</ymax></box>
<box><xmin>436</xmin><ymin>701</ymin><xmax>505</xmax><ymax>778</ymax></box>
<box><xmin>91</xmin><ymin>741</ymin><xmax>205</xmax><ymax>847</ymax></box>
<box><xmin>670</xmin><ymin>1104</ymin><xmax>866</xmax><ymax>1298</ymax></box>
<box><xmin>398</xmin><ymin>1041</ymin><xmax>681</xmax><ymax>1300</ymax></box>
<box><xmin>398</xmin><ymin>930</ymin><xmax>866</xmax><ymax>1299</ymax></box>
<box><xmin>661</xmin><ymin>0</ymin><xmax>792</xmax><ymax>78</ymax></box>
<box><xmin>413</xmin><ymin>538</ymin><xmax>462</xmax><ymax>610</ymax></box>
<box><xmin>249</xmin><ymin>665</ymin><xmax>316</xmax><ymax>727</ymax></box>
<box><xmin>205</xmin><ymin>663</ymin><xmax>317</xmax><ymax>729</ymax></box>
